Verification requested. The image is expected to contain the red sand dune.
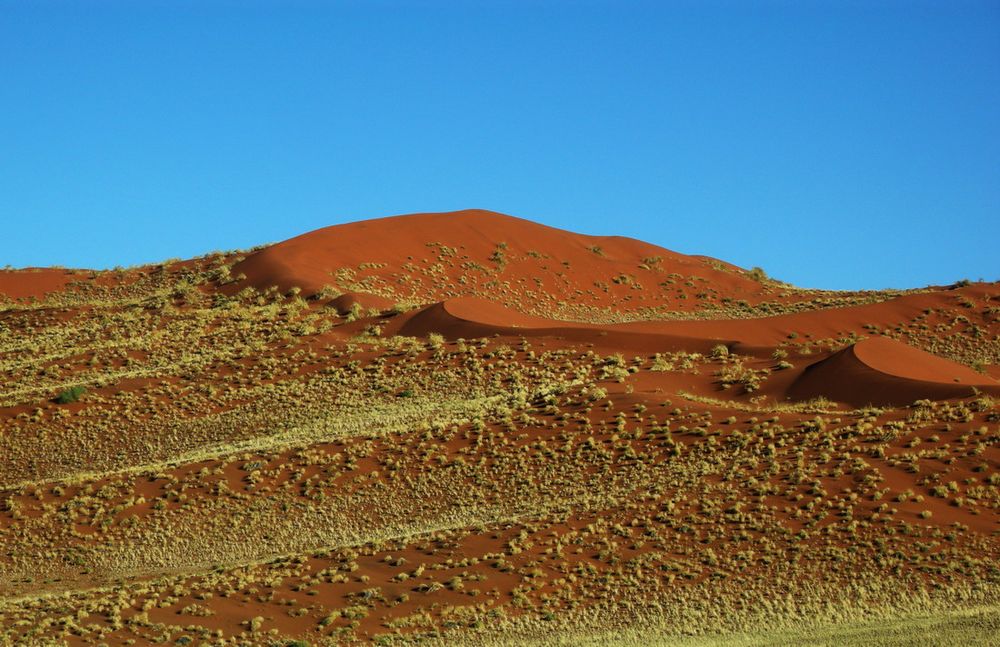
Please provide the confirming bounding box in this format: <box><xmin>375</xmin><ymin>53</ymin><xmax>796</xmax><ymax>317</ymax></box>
<box><xmin>620</xmin><ymin>289</ymin><xmax>954</xmax><ymax>347</ymax></box>
<box><xmin>3</xmin><ymin>210</ymin><xmax>1000</xmax><ymax>647</ymax></box>
<box><xmin>397</xmin><ymin>289</ymin><xmax>975</xmax><ymax>363</ymax></box>
<box><xmin>327</xmin><ymin>292</ymin><xmax>394</xmax><ymax>315</ymax></box>
<box><xmin>229</xmin><ymin>209</ymin><xmax>766</xmax><ymax>304</ymax></box>
<box><xmin>391</xmin><ymin>296</ymin><xmax>731</xmax><ymax>355</ymax></box>
<box><xmin>6</xmin><ymin>210</ymin><xmax>996</xmax><ymax>410</ymax></box>
<box><xmin>0</xmin><ymin>268</ymin><xmax>77</xmax><ymax>300</ymax></box>
<box><xmin>391</xmin><ymin>297</ymin><xmax>1000</xmax><ymax>407</ymax></box>
<box><xmin>788</xmin><ymin>337</ymin><xmax>1000</xmax><ymax>407</ymax></box>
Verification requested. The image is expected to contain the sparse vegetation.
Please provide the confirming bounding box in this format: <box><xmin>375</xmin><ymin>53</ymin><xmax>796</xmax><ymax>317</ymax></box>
<box><xmin>0</xmin><ymin>214</ymin><xmax>997</xmax><ymax>646</ymax></box>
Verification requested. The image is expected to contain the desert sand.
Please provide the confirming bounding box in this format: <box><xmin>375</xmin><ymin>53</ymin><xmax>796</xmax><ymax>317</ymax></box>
<box><xmin>0</xmin><ymin>210</ymin><xmax>997</xmax><ymax>645</ymax></box>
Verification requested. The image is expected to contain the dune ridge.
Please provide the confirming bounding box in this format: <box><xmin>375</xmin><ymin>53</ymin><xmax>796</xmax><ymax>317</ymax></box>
<box><xmin>391</xmin><ymin>297</ymin><xmax>731</xmax><ymax>355</ymax></box>
<box><xmin>227</xmin><ymin>209</ymin><xmax>769</xmax><ymax>307</ymax></box>
<box><xmin>789</xmin><ymin>337</ymin><xmax>1000</xmax><ymax>406</ymax></box>
<box><xmin>392</xmin><ymin>296</ymin><xmax>1000</xmax><ymax>407</ymax></box>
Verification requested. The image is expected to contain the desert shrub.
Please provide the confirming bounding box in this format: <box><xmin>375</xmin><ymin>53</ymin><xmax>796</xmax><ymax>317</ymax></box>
<box><xmin>650</xmin><ymin>355</ymin><xmax>673</xmax><ymax>371</ymax></box>
<box><xmin>341</xmin><ymin>605</ymin><xmax>369</xmax><ymax>620</ymax></box>
<box><xmin>490</xmin><ymin>242</ymin><xmax>508</xmax><ymax>267</ymax></box>
<box><xmin>390</xmin><ymin>302</ymin><xmax>413</xmax><ymax>315</ymax></box>
<box><xmin>345</xmin><ymin>303</ymin><xmax>364</xmax><ymax>322</ymax></box>
<box><xmin>314</xmin><ymin>285</ymin><xmax>340</xmax><ymax>300</ymax></box>
<box><xmin>600</xmin><ymin>365</ymin><xmax>630</xmax><ymax>382</ymax></box>
<box><xmin>587</xmin><ymin>387</ymin><xmax>608</xmax><ymax>401</ymax></box>
<box><xmin>55</xmin><ymin>386</ymin><xmax>86</xmax><ymax>404</ymax></box>
<box><xmin>604</xmin><ymin>353</ymin><xmax>626</xmax><ymax>367</ymax></box>
<box><xmin>715</xmin><ymin>362</ymin><xmax>765</xmax><ymax>393</ymax></box>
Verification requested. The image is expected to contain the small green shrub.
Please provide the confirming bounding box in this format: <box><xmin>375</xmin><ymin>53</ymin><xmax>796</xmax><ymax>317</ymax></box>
<box><xmin>55</xmin><ymin>386</ymin><xmax>86</xmax><ymax>404</ymax></box>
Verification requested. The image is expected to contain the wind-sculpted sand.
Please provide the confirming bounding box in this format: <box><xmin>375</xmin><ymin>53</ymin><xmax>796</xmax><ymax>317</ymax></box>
<box><xmin>0</xmin><ymin>210</ymin><xmax>997</xmax><ymax>645</ymax></box>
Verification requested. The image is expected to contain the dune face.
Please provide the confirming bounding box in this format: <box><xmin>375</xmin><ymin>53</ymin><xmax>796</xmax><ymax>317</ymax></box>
<box><xmin>390</xmin><ymin>296</ymin><xmax>729</xmax><ymax>355</ymax></box>
<box><xmin>2</xmin><ymin>210</ymin><xmax>999</xmax><ymax>645</ymax></box>
<box><xmin>854</xmin><ymin>336</ymin><xmax>996</xmax><ymax>385</ymax></box>
<box><xmin>0</xmin><ymin>268</ymin><xmax>78</xmax><ymax>300</ymax></box>
<box><xmin>391</xmin><ymin>296</ymin><xmax>1000</xmax><ymax>406</ymax></box>
<box><xmin>229</xmin><ymin>209</ymin><xmax>773</xmax><ymax>315</ymax></box>
<box><xmin>789</xmin><ymin>337</ymin><xmax>1000</xmax><ymax>407</ymax></box>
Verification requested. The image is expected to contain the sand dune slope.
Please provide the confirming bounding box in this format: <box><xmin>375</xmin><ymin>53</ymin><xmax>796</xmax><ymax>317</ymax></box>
<box><xmin>392</xmin><ymin>298</ymin><xmax>1000</xmax><ymax>406</ymax></box>
<box><xmin>392</xmin><ymin>296</ymin><xmax>733</xmax><ymax>354</ymax></box>
<box><xmin>229</xmin><ymin>209</ymin><xmax>765</xmax><ymax>305</ymax></box>
<box><xmin>788</xmin><ymin>337</ymin><xmax>1000</xmax><ymax>406</ymax></box>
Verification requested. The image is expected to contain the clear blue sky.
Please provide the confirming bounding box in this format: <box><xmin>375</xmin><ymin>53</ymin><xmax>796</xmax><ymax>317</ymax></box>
<box><xmin>2</xmin><ymin>1</ymin><xmax>998</xmax><ymax>290</ymax></box>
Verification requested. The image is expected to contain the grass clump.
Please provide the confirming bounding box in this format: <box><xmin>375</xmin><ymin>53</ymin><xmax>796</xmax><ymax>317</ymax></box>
<box><xmin>55</xmin><ymin>385</ymin><xmax>86</xmax><ymax>404</ymax></box>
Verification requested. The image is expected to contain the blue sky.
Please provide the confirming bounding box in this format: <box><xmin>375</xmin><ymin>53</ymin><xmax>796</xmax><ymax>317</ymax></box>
<box><xmin>1</xmin><ymin>1</ymin><xmax>998</xmax><ymax>290</ymax></box>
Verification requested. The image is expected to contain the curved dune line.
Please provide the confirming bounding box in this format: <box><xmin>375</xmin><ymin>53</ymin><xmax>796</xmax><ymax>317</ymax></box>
<box><xmin>394</xmin><ymin>297</ymin><xmax>733</xmax><ymax>355</ymax></box>
<box><xmin>788</xmin><ymin>337</ymin><xmax>1000</xmax><ymax>407</ymax></box>
<box><xmin>395</xmin><ymin>298</ymin><xmax>999</xmax><ymax>407</ymax></box>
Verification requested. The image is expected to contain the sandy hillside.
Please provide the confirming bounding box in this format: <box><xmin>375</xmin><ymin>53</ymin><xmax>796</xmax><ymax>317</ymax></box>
<box><xmin>0</xmin><ymin>210</ymin><xmax>997</xmax><ymax>646</ymax></box>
